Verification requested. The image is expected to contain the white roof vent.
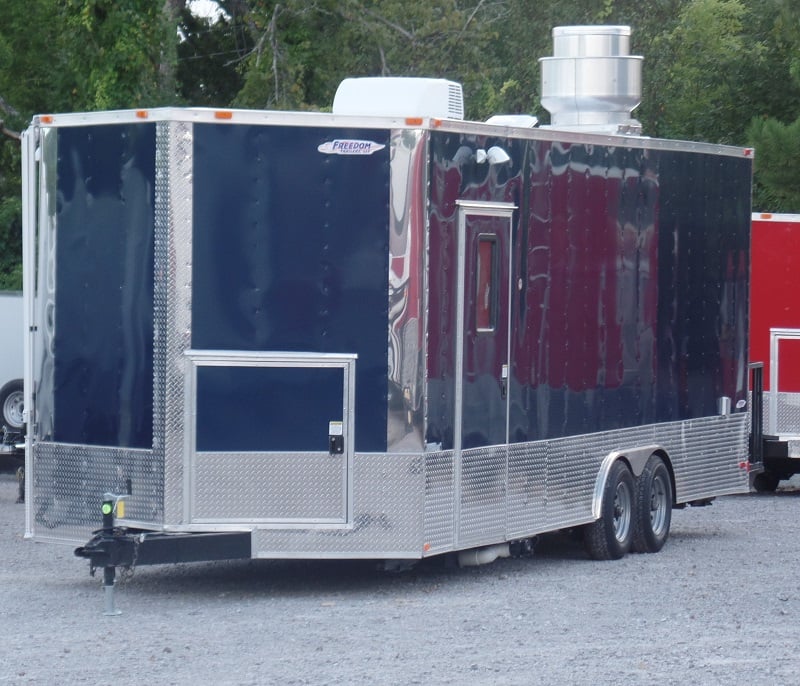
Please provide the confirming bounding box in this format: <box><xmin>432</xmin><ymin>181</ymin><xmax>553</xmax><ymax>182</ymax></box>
<box><xmin>486</xmin><ymin>114</ymin><xmax>539</xmax><ymax>128</ymax></box>
<box><xmin>332</xmin><ymin>77</ymin><xmax>464</xmax><ymax>120</ymax></box>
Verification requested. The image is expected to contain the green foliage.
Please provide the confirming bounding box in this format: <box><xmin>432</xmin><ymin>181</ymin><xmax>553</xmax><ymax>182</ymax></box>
<box><xmin>233</xmin><ymin>0</ymin><xmax>350</xmax><ymax>110</ymax></box>
<box><xmin>0</xmin><ymin>132</ymin><xmax>21</xmax><ymax>289</ymax></box>
<box><xmin>230</xmin><ymin>1</ymin><xmax>509</xmax><ymax>114</ymax></box>
<box><xmin>747</xmin><ymin>116</ymin><xmax>800</xmax><ymax>212</ymax></box>
<box><xmin>0</xmin><ymin>199</ymin><xmax>21</xmax><ymax>290</ymax></box>
<box><xmin>0</xmin><ymin>0</ymin><xmax>65</xmax><ymax>116</ymax></box>
<box><xmin>643</xmin><ymin>0</ymin><xmax>765</xmax><ymax>144</ymax></box>
<box><xmin>1</xmin><ymin>0</ymin><xmax>799</xmax><ymax>239</ymax></box>
<box><xmin>177</xmin><ymin>5</ymin><xmax>248</xmax><ymax>105</ymax></box>
<box><xmin>0</xmin><ymin>0</ymin><xmax>40</xmax><ymax>289</ymax></box>
<box><xmin>63</xmin><ymin>0</ymin><xmax>180</xmax><ymax>110</ymax></box>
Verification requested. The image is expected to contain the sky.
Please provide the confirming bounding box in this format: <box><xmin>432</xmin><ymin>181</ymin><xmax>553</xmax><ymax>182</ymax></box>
<box><xmin>189</xmin><ymin>0</ymin><xmax>225</xmax><ymax>21</ymax></box>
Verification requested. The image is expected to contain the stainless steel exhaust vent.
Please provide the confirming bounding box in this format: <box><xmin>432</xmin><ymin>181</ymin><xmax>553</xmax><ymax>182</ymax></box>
<box><xmin>539</xmin><ymin>26</ymin><xmax>642</xmax><ymax>134</ymax></box>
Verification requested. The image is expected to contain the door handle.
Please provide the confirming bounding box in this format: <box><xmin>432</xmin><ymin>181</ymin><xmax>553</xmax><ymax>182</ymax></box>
<box><xmin>329</xmin><ymin>421</ymin><xmax>344</xmax><ymax>455</ymax></box>
<box><xmin>501</xmin><ymin>364</ymin><xmax>508</xmax><ymax>399</ymax></box>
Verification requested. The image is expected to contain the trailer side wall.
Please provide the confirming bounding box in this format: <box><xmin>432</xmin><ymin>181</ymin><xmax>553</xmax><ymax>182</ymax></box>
<box><xmin>426</xmin><ymin>133</ymin><xmax>751</xmax><ymax>447</ymax></box>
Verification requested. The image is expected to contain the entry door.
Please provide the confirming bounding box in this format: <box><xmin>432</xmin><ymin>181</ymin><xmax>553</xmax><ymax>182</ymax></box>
<box><xmin>186</xmin><ymin>351</ymin><xmax>355</xmax><ymax>526</ymax></box>
<box><xmin>455</xmin><ymin>202</ymin><xmax>515</xmax><ymax>451</ymax></box>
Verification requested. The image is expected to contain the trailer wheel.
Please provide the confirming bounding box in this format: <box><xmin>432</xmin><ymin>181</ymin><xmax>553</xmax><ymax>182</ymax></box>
<box><xmin>584</xmin><ymin>460</ymin><xmax>635</xmax><ymax>560</ymax></box>
<box><xmin>0</xmin><ymin>379</ymin><xmax>24</xmax><ymax>431</ymax></box>
<box><xmin>751</xmin><ymin>471</ymin><xmax>780</xmax><ymax>493</ymax></box>
<box><xmin>632</xmin><ymin>456</ymin><xmax>672</xmax><ymax>553</ymax></box>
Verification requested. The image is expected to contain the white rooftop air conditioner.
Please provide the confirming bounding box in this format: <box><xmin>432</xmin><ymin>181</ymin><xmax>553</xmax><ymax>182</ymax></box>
<box><xmin>332</xmin><ymin>77</ymin><xmax>464</xmax><ymax>120</ymax></box>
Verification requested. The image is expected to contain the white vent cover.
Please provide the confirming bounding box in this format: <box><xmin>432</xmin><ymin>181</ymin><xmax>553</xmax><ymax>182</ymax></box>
<box><xmin>486</xmin><ymin>114</ymin><xmax>539</xmax><ymax>128</ymax></box>
<box><xmin>332</xmin><ymin>77</ymin><xmax>464</xmax><ymax>120</ymax></box>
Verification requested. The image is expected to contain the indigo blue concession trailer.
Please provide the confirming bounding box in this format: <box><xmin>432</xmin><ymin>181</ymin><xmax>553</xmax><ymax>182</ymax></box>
<box><xmin>22</xmin><ymin>28</ymin><xmax>754</xmax><ymax>589</ymax></box>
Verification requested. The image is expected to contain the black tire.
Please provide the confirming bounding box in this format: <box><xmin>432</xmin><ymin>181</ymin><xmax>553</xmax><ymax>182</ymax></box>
<box><xmin>584</xmin><ymin>460</ymin><xmax>635</xmax><ymax>560</ymax></box>
<box><xmin>752</xmin><ymin>471</ymin><xmax>780</xmax><ymax>493</ymax></box>
<box><xmin>632</xmin><ymin>455</ymin><xmax>673</xmax><ymax>553</ymax></box>
<box><xmin>0</xmin><ymin>379</ymin><xmax>24</xmax><ymax>431</ymax></box>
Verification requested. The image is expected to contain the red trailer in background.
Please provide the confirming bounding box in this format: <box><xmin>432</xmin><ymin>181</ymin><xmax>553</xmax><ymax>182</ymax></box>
<box><xmin>751</xmin><ymin>212</ymin><xmax>800</xmax><ymax>490</ymax></box>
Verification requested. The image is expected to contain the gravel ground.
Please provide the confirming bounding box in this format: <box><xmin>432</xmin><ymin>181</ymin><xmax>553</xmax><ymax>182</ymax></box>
<box><xmin>2</xmin><ymin>468</ymin><xmax>800</xmax><ymax>686</ymax></box>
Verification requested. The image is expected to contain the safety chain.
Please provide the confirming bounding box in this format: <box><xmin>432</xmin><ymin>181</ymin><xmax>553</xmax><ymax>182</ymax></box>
<box><xmin>116</xmin><ymin>531</ymin><xmax>141</xmax><ymax>584</ymax></box>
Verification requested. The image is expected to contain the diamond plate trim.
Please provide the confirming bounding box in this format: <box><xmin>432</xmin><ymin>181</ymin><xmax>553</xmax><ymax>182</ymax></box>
<box><xmin>252</xmin><ymin>453</ymin><xmax>424</xmax><ymax>557</ymax></box>
<box><xmin>419</xmin><ymin>415</ymin><xmax>748</xmax><ymax>556</ymax></box>
<box><xmin>160</xmin><ymin>120</ymin><xmax>193</xmax><ymax>525</ymax></box>
<box><xmin>31</xmin><ymin>415</ymin><xmax>748</xmax><ymax>552</ymax></box>
<box><xmin>507</xmin><ymin>441</ymin><xmax>547</xmax><ymax>538</ymax></box>
<box><xmin>30</xmin><ymin>443</ymin><xmax>156</xmax><ymax>543</ymax></box>
<box><xmin>764</xmin><ymin>391</ymin><xmax>800</xmax><ymax>438</ymax></box>
<box><xmin>422</xmin><ymin>450</ymin><xmax>455</xmax><ymax>554</ymax></box>
<box><xmin>193</xmin><ymin>452</ymin><xmax>345</xmax><ymax>521</ymax></box>
<box><xmin>459</xmin><ymin>445</ymin><xmax>507</xmax><ymax>547</ymax></box>
<box><xmin>664</xmin><ymin>415</ymin><xmax>750</xmax><ymax>501</ymax></box>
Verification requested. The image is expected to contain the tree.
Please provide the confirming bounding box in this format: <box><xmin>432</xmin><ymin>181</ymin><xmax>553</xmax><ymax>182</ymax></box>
<box><xmin>232</xmin><ymin>0</ymin><xmax>352</xmax><ymax>110</ymax></box>
<box><xmin>177</xmin><ymin>2</ymin><xmax>250</xmax><ymax>105</ymax></box>
<box><xmin>747</xmin><ymin>116</ymin><xmax>800</xmax><ymax>211</ymax></box>
<box><xmin>1</xmin><ymin>0</ymin><xmax>799</xmax><ymax>252</ymax></box>
<box><xmin>61</xmin><ymin>0</ymin><xmax>181</xmax><ymax>110</ymax></box>
<box><xmin>0</xmin><ymin>0</ymin><xmax>65</xmax><ymax>289</ymax></box>
<box><xmin>641</xmin><ymin>0</ymin><xmax>766</xmax><ymax>144</ymax></box>
<box><xmin>230</xmin><ymin>1</ymin><xmax>509</xmax><ymax>114</ymax></box>
<box><xmin>745</xmin><ymin>0</ymin><xmax>800</xmax><ymax>212</ymax></box>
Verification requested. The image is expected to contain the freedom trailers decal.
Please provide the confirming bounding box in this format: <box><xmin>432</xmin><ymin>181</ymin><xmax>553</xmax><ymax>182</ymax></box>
<box><xmin>318</xmin><ymin>139</ymin><xmax>386</xmax><ymax>155</ymax></box>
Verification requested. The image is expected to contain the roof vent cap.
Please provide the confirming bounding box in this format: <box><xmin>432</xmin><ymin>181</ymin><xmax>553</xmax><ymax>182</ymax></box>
<box><xmin>539</xmin><ymin>25</ymin><xmax>642</xmax><ymax>134</ymax></box>
<box><xmin>485</xmin><ymin>114</ymin><xmax>539</xmax><ymax>128</ymax></box>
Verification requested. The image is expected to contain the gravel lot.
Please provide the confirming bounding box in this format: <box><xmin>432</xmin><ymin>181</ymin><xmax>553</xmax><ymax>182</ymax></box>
<box><xmin>2</xmin><ymin>466</ymin><xmax>800</xmax><ymax>685</ymax></box>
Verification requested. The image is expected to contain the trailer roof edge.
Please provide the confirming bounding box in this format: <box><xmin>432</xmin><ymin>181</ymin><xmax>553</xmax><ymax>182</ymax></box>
<box><xmin>30</xmin><ymin>107</ymin><xmax>754</xmax><ymax>158</ymax></box>
<box><xmin>31</xmin><ymin>107</ymin><xmax>434</xmax><ymax>130</ymax></box>
<box><xmin>752</xmin><ymin>212</ymin><xmax>800</xmax><ymax>223</ymax></box>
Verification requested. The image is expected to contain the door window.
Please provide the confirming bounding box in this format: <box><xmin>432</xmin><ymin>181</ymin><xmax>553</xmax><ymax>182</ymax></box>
<box><xmin>476</xmin><ymin>235</ymin><xmax>498</xmax><ymax>332</ymax></box>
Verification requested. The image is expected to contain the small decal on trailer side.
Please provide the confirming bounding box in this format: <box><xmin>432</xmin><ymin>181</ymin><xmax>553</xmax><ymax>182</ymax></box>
<box><xmin>317</xmin><ymin>139</ymin><xmax>386</xmax><ymax>155</ymax></box>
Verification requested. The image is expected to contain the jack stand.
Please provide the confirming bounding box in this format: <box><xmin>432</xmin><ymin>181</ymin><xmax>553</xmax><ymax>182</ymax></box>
<box><xmin>99</xmin><ymin>492</ymin><xmax>126</xmax><ymax>616</ymax></box>
<box><xmin>103</xmin><ymin>565</ymin><xmax>121</xmax><ymax>616</ymax></box>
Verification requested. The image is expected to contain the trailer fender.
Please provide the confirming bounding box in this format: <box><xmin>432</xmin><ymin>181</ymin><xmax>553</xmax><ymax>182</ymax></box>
<box><xmin>591</xmin><ymin>445</ymin><xmax>667</xmax><ymax>520</ymax></box>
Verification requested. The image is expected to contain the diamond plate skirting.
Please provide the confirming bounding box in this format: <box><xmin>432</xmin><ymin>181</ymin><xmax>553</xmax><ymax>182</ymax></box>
<box><xmin>419</xmin><ymin>414</ymin><xmax>749</xmax><ymax>557</ymax></box>
<box><xmin>31</xmin><ymin>413</ymin><xmax>748</xmax><ymax>554</ymax></box>
<box><xmin>255</xmin><ymin>412</ymin><xmax>748</xmax><ymax>558</ymax></box>
<box><xmin>764</xmin><ymin>391</ymin><xmax>800</xmax><ymax>438</ymax></box>
<box><xmin>30</xmin><ymin>443</ymin><xmax>158</xmax><ymax>543</ymax></box>
<box><xmin>252</xmin><ymin>453</ymin><xmax>425</xmax><ymax>558</ymax></box>
<box><xmin>192</xmin><ymin>452</ymin><xmax>346</xmax><ymax>522</ymax></box>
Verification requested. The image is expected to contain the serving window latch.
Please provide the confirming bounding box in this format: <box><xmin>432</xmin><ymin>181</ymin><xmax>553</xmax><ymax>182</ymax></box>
<box><xmin>328</xmin><ymin>421</ymin><xmax>344</xmax><ymax>455</ymax></box>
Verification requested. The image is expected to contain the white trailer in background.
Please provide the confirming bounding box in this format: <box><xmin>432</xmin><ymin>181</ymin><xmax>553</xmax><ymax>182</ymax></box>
<box><xmin>0</xmin><ymin>290</ymin><xmax>24</xmax><ymax>453</ymax></box>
